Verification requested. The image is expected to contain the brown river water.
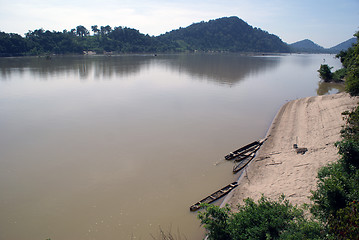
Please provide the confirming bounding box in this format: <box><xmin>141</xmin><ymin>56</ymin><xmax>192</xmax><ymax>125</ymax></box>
<box><xmin>0</xmin><ymin>53</ymin><xmax>343</xmax><ymax>240</ymax></box>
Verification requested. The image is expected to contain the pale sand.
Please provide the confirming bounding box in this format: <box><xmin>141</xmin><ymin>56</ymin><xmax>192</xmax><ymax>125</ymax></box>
<box><xmin>224</xmin><ymin>93</ymin><xmax>359</xmax><ymax>208</ymax></box>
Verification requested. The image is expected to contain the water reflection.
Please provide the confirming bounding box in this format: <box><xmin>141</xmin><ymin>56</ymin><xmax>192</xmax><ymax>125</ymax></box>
<box><xmin>0</xmin><ymin>55</ymin><xmax>154</xmax><ymax>80</ymax></box>
<box><xmin>0</xmin><ymin>54</ymin><xmax>281</xmax><ymax>85</ymax></box>
<box><xmin>317</xmin><ymin>81</ymin><xmax>345</xmax><ymax>95</ymax></box>
<box><xmin>157</xmin><ymin>54</ymin><xmax>281</xmax><ymax>85</ymax></box>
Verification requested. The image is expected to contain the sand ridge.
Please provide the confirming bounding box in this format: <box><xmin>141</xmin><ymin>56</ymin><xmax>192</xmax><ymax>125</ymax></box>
<box><xmin>225</xmin><ymin>93</ymin><xmax>359</xmax><ymax>208</ymax></box>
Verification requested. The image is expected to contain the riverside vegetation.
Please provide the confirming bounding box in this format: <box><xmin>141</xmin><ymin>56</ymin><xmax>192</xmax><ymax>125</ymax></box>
<box><xmin>198</xmin><ymin>32</ymin><xmax>359</xmax><ymax>240</ymax></box>
<box><xmin>0</xmin><ymin>17</ymin><xmax>290</xmax><ymax>56</ymax></box>
<box><xmin>1</xmin><ymin>16</ymin><xmax>353</xmax><ymax>57</ymax></box>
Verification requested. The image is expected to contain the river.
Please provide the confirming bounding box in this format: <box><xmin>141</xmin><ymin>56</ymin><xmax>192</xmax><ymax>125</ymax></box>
<box><xmin>0</xmin><ymin>53</ymin><xmax>343</xmax><ymax>240</ymax></box>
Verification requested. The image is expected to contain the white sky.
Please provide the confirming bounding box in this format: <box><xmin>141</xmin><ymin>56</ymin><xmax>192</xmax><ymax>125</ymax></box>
<box><xmin>0</xmin><ymin>0</ymin><xmax>358</xmax><ymax>48</ymax></box>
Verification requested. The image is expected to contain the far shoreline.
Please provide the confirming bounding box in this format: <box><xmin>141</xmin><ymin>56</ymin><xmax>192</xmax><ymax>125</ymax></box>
<box><xmin>0</xmin><ymin>51</ymin><xmax>340</xmax><ymax>59</ymax></box>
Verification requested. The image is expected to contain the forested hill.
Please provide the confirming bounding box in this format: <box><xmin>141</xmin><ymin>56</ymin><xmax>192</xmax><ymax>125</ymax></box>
<box><xmin>289</xmin><ymin>39</ymin><xmax>326</xmax><ymax>53</ymax></box>
<box><xmin>0</xmin><ymin>16</ymin><xmax>290</xmax><ymax>56</ymax></box>
<box><xmin>289</xmin><ymin>38</ymin><xmax>357</xmax><ymax>53</ymax></box>
<box><xmin>159</xmin><ymin>17</ymin><xmax>290</xmax><ymax>53</ymax></box>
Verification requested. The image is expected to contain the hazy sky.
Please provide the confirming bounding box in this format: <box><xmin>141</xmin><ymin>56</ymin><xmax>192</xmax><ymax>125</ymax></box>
<box><xmin>0</xmin><ymin>0</ymin><xmax>358</xmax><ymax>48</ymax></box>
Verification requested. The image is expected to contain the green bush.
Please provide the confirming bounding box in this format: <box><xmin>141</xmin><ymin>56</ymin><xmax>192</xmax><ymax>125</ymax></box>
<box><xmin>198</xmin><ymin>204</ymin><xmax>231</xmax><ymax>240</ymax></box>
<box><xmin>310</xmin><ymin>102</ymin><xmax>359</xmax><ymax>239</ymax></box>
<box><xmin>341</xmin><ymin>106</ymin><xmax>359</xmax><ymax>141</ymax></box>
<box><xmin>328</xmin><ymin>201</ymin><xmax>359</xmax><ymax>240</ymax></box>
<box><xmin>345</xmin><ymin>67</ymin><xmax>359</xmax><ymax>96</ymax></box>
<box><xmin>339</xmin><ymin>105</ymin><xmax>359</xmax><ymax>170</ymax></box>
<box><xmin>332</xmin><ymin>68</ymin><xmax>347</xmax><ymax>82</ymax></box>
<box><xmin>318</xmin><ymin>64</ymin><xmax>333</xmax><ymax>82</ymax></box>
<box><xmin>337</xmin><ymin>31</ymin><xmax>359</xmax><ymax>96</ymax></box>
<box><xmin>310</xmin><ymin>162</ymin><xmax>353</xmax><ymax>221</ymax></box>
<box><xmin>198</xmin><ymin>195</ymin><xmax>323</xmax><ymax>240</ymax></box>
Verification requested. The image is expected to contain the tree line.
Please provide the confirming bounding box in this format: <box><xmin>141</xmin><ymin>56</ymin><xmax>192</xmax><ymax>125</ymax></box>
<box><xmin>0</xmin><ymin>17</ymin><xmax>291</xmax><ymax>57</ymax></box>
<box><xmin>0</xmin><ymin>25</ymin><xmax>170</xmax><ymax>57</ymax></box>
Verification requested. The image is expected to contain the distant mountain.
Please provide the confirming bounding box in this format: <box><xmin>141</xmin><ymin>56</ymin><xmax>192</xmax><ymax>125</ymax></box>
<box><xmin>158</xmin><ymin>16</ymin><xmax>290</xmax><ymax>53</ymax></box>
<box><xmin>289</xmin><ymin>38</ymin><xmax>357</xmax><ymax>54</ymax></box>
<box><xmin>328</xmin><ymin>37</ymin><xmax>356</xmax><ymax>53</ymax></box>
<box><xmin>289</xmin><ymin>39</ymin><xmax>326</xmax><ymax>53</ymax></box>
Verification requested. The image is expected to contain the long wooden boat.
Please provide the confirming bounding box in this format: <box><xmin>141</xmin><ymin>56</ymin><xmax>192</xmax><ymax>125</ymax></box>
<box><xmin>233</xmin><ymin>145</ymin><xmax>261</xmax><ymax>162</ymax></box>
<box><xmin>225</xmin><ymin>139</ymin><xmax>266</xmax><ymax>161</ymax></box>
<box><xmin>224</xmin><ymin>141</ymin><xmax>260</xmax><ymax>160</ymax></box>
<box><xmin>190</xmin><ymin>182</ymin><xmax>238</xmax><ymax>211</ymax></box>
<box><xmin>233</xmin><ymin>152</ymin><xmax>256</xmax><ymax>173</ymax></box>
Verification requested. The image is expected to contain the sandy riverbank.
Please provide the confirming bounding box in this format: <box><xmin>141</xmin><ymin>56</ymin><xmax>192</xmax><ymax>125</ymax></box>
<box><xmin>224</xmin><ymin>93</ymin><xmax>359</xmax><ymax>208</ymax></box>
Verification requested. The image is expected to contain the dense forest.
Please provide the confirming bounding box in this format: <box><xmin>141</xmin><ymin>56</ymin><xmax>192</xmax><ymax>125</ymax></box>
<box><xmin>158</xmin><ymin>17</ymin><xmax>289</xmax><ymax>53</ymax></box>
<box><xmin>0</xmin><ymin>17</ymin><xmax>290</xmax><ymax>56</ymax></box>
<box><xmin>0</xmin><ymin>26</ymin><xmax>167</xmax><ymax>56</ymax></box>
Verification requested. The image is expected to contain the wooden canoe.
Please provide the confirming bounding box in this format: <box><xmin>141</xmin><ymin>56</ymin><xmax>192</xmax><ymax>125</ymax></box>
<box><xmin>190</xmin><ymin>182</ymin><xmax>238</xmax><ymax>211</ymax></box>
<box><xmin>233</xmin><ymin>145</ymin><xmax>261</xmax><ymax>162</ymax></box>
<box><xmin>224</xmin><ymin>141</ymin><xmax>260</xmax><ymax>160</ymax></box>
<box><xmin>233</xmin><ymin>152</ymin><xmax>256</xmax><ymax>173</ymax></box>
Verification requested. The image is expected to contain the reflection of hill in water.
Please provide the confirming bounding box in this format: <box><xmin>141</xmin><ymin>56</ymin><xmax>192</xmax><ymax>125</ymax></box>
<box><xmin>157</xmin><ymin>54</ymin><xmax>281</xmax><ymax>85</ymax></box>
<box><xmin>0</xmin><ymin>54</ymin><xmax>281</xmax><ymax>84</ymax></box>
<box><xmin>0</xmin><ymin>56</ymin><xmax>153</xmax><ymax>80</ymax></box>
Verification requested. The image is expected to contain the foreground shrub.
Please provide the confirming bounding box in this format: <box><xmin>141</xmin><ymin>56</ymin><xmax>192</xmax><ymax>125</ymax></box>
<box><xmin>310</xmin><ymin>162</ymin><xmax>355</xmax><ymax>221</ymax></box>
<box><xmin>310</xmin><ymin>101</ymin><xmax>359</xmax><ymax>239</ymax></box>
<box><xmin>345</xmin><ymin>66</ymin><xmax>359</xmax><ymax>96</ymax></box>
<box><xmin>338</xmin><ymin>31</ymin><xmax>359</xmax><ymax>96</ymax></box>
<box><xmin>341</xmin><ymin>106</ymin><xmax>359</xmax><ymax>142</ymax></box>
<box><xmin>198</xmin><ymin>204</ymin><xmax>231</xmax><ymax>240</ymax></box>
<box><xmin>332</xmin><ymin>68</ymin><xmax>347</xmax><ymax>82</ymax></box>
<box><xmin>198</xmin><ymin>195</ymin><xmax>323</xmax><ymax>240</ymax></box>
<box><xmin>328</xmin><ymin>201</ymin><xmax>359</xmax><ymax>240</ymax></box>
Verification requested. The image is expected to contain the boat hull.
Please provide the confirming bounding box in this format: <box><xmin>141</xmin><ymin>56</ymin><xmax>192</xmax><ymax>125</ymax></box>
<box><xmin>224</xmin><ymin>141</ymin><xmax>260</xmax><ymax>160</ymax></box>
<box><xmin>189</xmin><ymin>182</ymin><xmax>238</xmax><ymax>211</ymax></box>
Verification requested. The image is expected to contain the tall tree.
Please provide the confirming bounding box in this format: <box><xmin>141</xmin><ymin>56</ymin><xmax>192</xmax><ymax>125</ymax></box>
<box><xmin>76</xmin><ymin>25</ymin><xmax>89</xmax><ymax>38</ymax></box>
<box><xmin>100</xmin><ymin>25</ymin><xmax>112</xmax><ymax>36</ymax></box>
<box><xmin>91</xmin><ymin>25</ymin><xmax>99</xmax><ymax>36</ymax></box>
